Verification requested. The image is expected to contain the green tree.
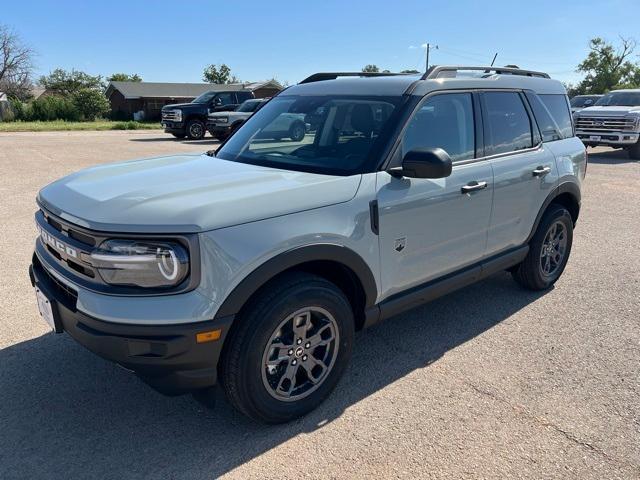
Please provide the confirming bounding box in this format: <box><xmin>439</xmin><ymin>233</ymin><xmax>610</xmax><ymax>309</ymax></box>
<box><xmin>202</xmin><ymin>64</ymin><xmax>240</xmax><ymax>84</ymax></box>
<box><xmin>574</xmin><ymin>37</ymin><xmax>640</xmax><ymax>94</ymax></box>
<box><xmin>39</xmin><ymin>68</ymin><xmax>104</xmax><ymax>95</ymax></box>
<box><xmin>71</xmin><ymin>88</ymin><xmax>110</xmax><ymax>120</ymax></box>
<box><xmin>361</xmin><ymin>64</ymin><xmax>380</xmax><ymax>73</ymax></box>
<box><xmin>401</xmin><ymin>69</ymin><xmax>420</xmax><ymax>74</ymax></box>
<box><xmin>107</xmin><ymin>73</ymin><xmax>142</xmax><ymax>82</ymax></box>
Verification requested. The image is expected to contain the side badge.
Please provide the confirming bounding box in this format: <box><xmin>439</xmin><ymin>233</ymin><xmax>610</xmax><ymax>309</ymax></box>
<box><xmin>394</xmin><ymin>237</ymin><xmax>406</xmax><ymax>253</ymax></box>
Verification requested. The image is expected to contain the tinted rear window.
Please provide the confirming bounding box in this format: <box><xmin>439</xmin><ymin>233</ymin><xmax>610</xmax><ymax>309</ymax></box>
<box><xmin>525</xmin><ymin>92</ymin><xmax>562</xmax><ymax>143</ymax></box>
<box><xmin>540</xmin><ymin>94</ymin><xmax>573</xmax><ymax>139</ymax></box>
<box><xmin>483</xmin><ymin>92</ymin><xmax>533</xmax><ymax>155</ymax></box>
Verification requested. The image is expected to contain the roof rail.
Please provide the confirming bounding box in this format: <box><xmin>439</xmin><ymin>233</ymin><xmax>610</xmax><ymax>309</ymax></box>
<box><xmin>299</xmin><ymin>72</ymin><xmax>412</xmax><ymax>84</ymax></box>
<box><xmin>423</xmin><ymin>65</ymin><xmax>550</xmax><ymax>80</ymax></box>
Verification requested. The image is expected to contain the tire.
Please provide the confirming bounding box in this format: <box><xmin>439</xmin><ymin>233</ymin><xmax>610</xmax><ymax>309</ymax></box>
<box><xmin>219</xmin><ymin>272</ymin><xmax>354</xmax><ymax>423</ymax></box>
<box><xmin>628</xmin><ymin>140</ymin><xmax>640</xmax><ymax>160</ymax></box>
<box><xmin>512</xmin><ymin>204</ymin><xmax>573</xmax><ymax>290</ymax></box>
<box><xmin>186</xmin><ymin>119</ymin><xmax>206</xmax><ymax>140</ymax></box>
<box><xmin>289</xmin><ymin>121</ymin><xmax>306</xmax><ymax>141</ymax></box>
<box><xmin>171</xmin><ymin>133</ymin><xmax>186</xmax><ymax>139</ymax></box>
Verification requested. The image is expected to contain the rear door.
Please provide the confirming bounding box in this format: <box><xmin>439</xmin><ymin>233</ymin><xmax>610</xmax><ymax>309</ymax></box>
<box><xmin>376</xmin><ymin>91</ymin><xmax>494</xmax><ymax>299</ymax></box>
<box><xmin>481</xmin><ymin>91</ymin><xmax>558</xmax><ymax>255</ymax></box>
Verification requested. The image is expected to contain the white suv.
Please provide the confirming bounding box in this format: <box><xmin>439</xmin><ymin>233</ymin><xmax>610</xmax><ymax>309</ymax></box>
<box><xmin>30</xmin><ymin>66</ymin><xmax>586</xmax><ymax>423</ymax></box>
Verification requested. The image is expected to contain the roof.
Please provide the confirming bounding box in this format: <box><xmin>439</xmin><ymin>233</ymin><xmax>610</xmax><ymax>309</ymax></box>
<box><xmin>30</xmin><ymin>86</ymin><xmax>47</xmax><ymax>99</ymax></box>
<box><xmin>286</xmin><ymin>75</ymin><xmax>421</xmax><ymax>97</ymax></box>
<box><xmin>287</xmin><ymin>66</ymin><xmax>565</xmax><ymax>97</ymax></box>
<box><xmin>106</xmin><ymin>80</ymin><xmax>282</xmax><ymax>100</ymax></box>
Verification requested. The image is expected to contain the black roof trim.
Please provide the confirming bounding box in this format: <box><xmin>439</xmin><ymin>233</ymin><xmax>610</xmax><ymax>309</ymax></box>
<box><xmin>423</xmin><ymin>65</ymin><xmax>550</xmax><ymax>80</ymax></box>
<box><xmin>300</xmin><ymin>72</ymin><xmax>412</xmax><ymax>84</ymax></box>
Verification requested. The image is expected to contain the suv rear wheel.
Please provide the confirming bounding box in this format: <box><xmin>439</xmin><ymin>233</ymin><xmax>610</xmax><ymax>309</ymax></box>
<box><xmin>219</xmin><ymin>272</ymin><xmax>354</xmax><ymax>423</ymax></box>
<box><xmin>512</xmin><ymin>204</ymin><xmax>573</xmax><ymax>290</ymax></box>
<box><xmin>186</xmin><ymin>119</ymin><xmax>206</xmax><ymax>140</ymax></box>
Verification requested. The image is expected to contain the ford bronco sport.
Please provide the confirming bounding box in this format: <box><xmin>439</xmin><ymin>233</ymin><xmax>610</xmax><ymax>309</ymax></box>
<box><xmin>30</xmin><ymin>66</ymin><xmax>586</xmax><ymax>423</ymax></box>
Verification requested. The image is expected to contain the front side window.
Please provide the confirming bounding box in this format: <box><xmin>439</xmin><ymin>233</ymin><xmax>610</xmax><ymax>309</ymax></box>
<box><xmin>484</xmin><ymin>92</ymin><xmax>533</xmax><ymax>155</ymax></box>
<box><xmin>540</xmin><ymin>94</ymin><xmax>573</xmax><ymax>139</ymax></box>
<box><xmin>401</xmin><ymin>93</ymin><xmax>475</xmax><ymax>161</ymax></box>
<box><xmin>216</xmin><ymin>93</ymin><xmax>235</xmax><ymax>106</ymax></box>
<box><xmin>215</xmin><ymin>95</ymin><xmax>400</xmax><ymax>175</ymax></box>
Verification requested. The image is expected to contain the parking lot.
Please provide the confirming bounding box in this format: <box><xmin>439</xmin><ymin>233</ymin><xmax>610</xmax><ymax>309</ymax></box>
<box><xmin>0</xmin><ymin>130</ymin><xmax>638</xmax><ymax>479</ymax></box>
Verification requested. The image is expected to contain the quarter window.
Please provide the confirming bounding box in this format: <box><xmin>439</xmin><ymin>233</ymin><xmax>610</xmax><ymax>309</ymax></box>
<box><xmin>539</xmin><ymin>94</ymin><xmax>573</xmax><ymax>139</ymax></box>
<box><xmin>483</xmin><ymin>92</ymin><xmax>533</xmax><ymax>155</ymax></box>
<box><xmin>402</xmin><ymin>93</ymin><xmax>475</xmax><ymax>162</ymax></box>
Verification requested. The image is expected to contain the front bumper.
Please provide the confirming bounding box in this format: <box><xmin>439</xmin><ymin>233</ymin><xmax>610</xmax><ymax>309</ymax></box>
<box><xmin>29</xmin><ymin>254</ymin><xmax>233</xmax><ymax>395</ymax></box>
<box><xmin>576</xmin><ymin>130</ymin><xmax>639</xmax><ymax>146</ymax></box>
<box><xmin>206</xmin><ymin>123</ymin><xmax>232</xmax><ymax>136</ymax></box>
<box><xmin>161</xmin><ymin>120</ymin><xmax>185</xmax><ymax>134</ymax></box>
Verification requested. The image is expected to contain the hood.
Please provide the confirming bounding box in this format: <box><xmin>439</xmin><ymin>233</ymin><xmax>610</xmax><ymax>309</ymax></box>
<box><xmin>162</xmin><ymin>102</ymin><xmax>199</xmax><ymax>110</ymax></box>
<box><xmin>577</xmin><ymin>105</ymin><xmax>640</xmax><ymax>117</ymax></box>
<box><xmin>38</xmin><ymin>154</ymin><xmax>362</xmax><ymax>233</ymax></box>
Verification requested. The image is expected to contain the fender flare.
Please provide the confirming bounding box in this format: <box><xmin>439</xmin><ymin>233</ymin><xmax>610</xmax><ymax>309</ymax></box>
<box><xmin>526</xmin><ymin>182</ymin><xmax>581</xmax><ymax>243</ymax></box>
<box><xmin>214</xmin><ymin>244</ymin><xmax>378</xmax><ymax>319</ymax></box>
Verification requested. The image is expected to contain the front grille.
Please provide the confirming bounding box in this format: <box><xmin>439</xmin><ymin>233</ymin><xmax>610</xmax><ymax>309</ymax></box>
<box><xmin>37</xmin><ymin>209</ymin><xmax>98</xmax><ymax>281</ymax></box>
<box><xmin>575</xmin><ymin>116</ymin><xmax>637</xmax><ymax>132</ymax></box>
<box><xmin>33</xmin><ymin>254</ymin><xmax>78</xmax><ymax>310</ymax></box>
<box><xmin>161</xmin><ymin>111</ymin><xmax>180</xmax><ymax>121</ymax></box>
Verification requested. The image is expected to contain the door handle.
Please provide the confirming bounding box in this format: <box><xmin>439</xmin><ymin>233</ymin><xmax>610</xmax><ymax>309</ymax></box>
<box><xmin>532</xmin><ymin>166</ymin><xmax>551</xmax><ymax>177</ymax></box>
<box><xmin>461</xmin><ymin>181</ymin><xmax>488</xmax><ymax>193</ymax></box>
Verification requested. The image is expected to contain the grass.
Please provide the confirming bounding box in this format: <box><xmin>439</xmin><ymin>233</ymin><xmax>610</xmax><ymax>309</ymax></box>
<box><xmin>0</xmin><ymin>120</ymin><xmax>163</xmax><ymax>132</ymax></box>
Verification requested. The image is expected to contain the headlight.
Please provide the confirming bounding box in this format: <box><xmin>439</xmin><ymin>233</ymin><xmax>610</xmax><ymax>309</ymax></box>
<box><xmin>90</xmin><ymin>240</ymin><xmax>189</xmax><ymax>288</ymax></box>
<box><xmin>214</xmin><ymin>117</ymin><xmax>229</xmax><ymax>124</ymax></box>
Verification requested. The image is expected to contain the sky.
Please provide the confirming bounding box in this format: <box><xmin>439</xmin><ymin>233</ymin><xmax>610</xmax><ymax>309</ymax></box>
<box><xmin>3</xmin><ymin>0</ymin><xmax>640</xmax><ymax>87</ymax></box>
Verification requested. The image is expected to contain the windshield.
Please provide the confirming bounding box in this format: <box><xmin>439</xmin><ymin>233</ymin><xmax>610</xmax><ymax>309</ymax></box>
<box><xmin>215</xmin><ymin>95</ymin><xmax>400</xmax><ymax>175</ymax></box>
<box><xmin>570</xmin><ymin>96</ymin><xmax>599</xmax><ymax>107</ymax></box>
<box><xmin>236</xmin><ymin>100</ymin><xmax>262</xmax><ymax>112</ymax></box>
<box><xmin>192</xmin><ymin>91</ymin><xmax>217</xmax><ymax>104</ymax></box>
<box><xmin>595</xmin><ymin>92</ymin><xmax>640</xmax><ymax>107</ymax></box>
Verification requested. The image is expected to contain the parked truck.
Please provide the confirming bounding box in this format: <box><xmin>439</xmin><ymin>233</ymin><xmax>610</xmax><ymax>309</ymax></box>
<box><xmin>574</xmin><ymin>89</ymin><xmax>640</xmax><ymax>159</ymax></box>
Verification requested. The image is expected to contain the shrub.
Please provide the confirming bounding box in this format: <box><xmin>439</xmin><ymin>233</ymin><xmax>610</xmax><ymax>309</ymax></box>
<box><xmin>71</xmin><ymin>88</ymin><xmax>110</xmax><ymax>121</ymax></box>
<box><xmin>112</xmin><ymin>121</ymin><xmax>145</xmax><ymax>130</ymax></box>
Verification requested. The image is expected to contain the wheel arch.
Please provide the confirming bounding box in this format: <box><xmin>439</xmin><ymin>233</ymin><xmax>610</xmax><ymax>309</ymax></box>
<box><xmin>214</xmin><ymin>244</ymin><xmax>378</xmax><ymax>331</ymax></box>
<box><xmin>527</xmin><ymin>182</ymin><xmax>581</xmax><ymax>243</ymax></box>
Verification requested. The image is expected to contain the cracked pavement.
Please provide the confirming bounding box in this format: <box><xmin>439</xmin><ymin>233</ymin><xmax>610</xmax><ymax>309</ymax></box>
<box><xmin>0</xmin><ymin>131</ymin><xmax>638</xmax><ymax>479</ymax></box>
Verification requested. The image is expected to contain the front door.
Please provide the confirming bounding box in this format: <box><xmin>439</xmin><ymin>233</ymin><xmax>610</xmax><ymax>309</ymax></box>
<box><xmin>376</xmin><ymin>92</ymin><xmax>494</xmax><ymax>300</ymax></box>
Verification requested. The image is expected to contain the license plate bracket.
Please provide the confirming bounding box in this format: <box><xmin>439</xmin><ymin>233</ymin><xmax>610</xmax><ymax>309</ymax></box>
<box><xmin>35</xmin><ymin>287</ymin><xmax>63</xmax><ymax>333</ymax></box>
<box><xmin>589</xmin><ymin>135</ymin><xmax>601</xmax><ymax>141</ymax></box>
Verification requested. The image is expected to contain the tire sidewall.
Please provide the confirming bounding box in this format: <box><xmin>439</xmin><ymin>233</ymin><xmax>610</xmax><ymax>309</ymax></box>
<box><xmin>234</xmin><ymin>282</ymin><xmax>354</xmax><ymax>422</ymax></box>
<box><xmin>289</xmin><ymin>121</ymin><xmax>305</xmax><ymax>141</ymax></box>
<box><xmin>530</xmin><ymin>206</ymin><xmax>573</xmax><ymax>288</ymax></box>
<box><xmin>187</xmin><ymin>119</ymin><xmax>205</xmax><ymax>140</ymax></box>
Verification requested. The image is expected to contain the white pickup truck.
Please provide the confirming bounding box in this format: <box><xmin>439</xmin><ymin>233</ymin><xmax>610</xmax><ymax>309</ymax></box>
<box><xmin>574</xmin><ymin>89</ymin><xmax>640</xmax><ymax>159</ymax></box>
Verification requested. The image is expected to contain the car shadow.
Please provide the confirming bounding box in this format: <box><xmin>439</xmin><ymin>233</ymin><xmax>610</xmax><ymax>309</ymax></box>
<box><xmin>587</xmin><ymin>147</ymin><xmax>638</xmax><ymax>164</ymax></box>
<box><xmin>0</xmin><ymin>272</ymin><xmax>548</xmax><ymax>479</ymax></box>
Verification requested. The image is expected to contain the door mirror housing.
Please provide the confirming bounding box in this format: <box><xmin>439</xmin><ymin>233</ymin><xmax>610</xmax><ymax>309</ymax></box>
<box><xmin>390</xmin><ymin>148</ymin><xmax>453</xmax><ymax>179</ymax></box>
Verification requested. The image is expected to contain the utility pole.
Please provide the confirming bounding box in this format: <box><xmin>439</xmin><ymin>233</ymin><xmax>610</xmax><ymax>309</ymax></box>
<box><xmin>425</xmin><ymin>43</ymin><xmax>438</xmax><ymax>71</ymax></box>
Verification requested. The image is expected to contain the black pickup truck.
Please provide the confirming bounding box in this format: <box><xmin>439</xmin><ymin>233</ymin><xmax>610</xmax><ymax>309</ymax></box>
<box><xmin>161</xmin><ymin>89</ymin><xmax>254</xmax><ymax>140</ymax></box>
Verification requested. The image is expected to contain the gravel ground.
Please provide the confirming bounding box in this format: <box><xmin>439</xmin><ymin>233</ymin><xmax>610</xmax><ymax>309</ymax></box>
<box><xmin>0</xmin><ymin>131</ymin><xmax>638</xmax><ymax>479</ymax></box>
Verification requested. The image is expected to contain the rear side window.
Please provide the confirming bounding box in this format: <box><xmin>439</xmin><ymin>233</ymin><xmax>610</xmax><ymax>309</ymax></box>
<box><xmin>525</xmin><ymin>92</ymin><xmax>562</xmax><ymax>142</ymax></box>
<box><xmin>402</xmin><ymin>93</ymin><xmax>475</xmax><ymax>161</ymax></box>
<box><xmin>539</xmin><ymin>94</ymin><xmax>573</xmax><ymax>139</ymax></box>
<box><xmin>483</xmin><ymin>92</ymin><xmax>533</xmax><ymax>155</ymax></box>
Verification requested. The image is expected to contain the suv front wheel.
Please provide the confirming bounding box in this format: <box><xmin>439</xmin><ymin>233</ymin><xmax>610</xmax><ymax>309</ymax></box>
<box><xmin>219</xmin><ymin>272</ymin><xmax>354</xmax><ymax>423</ymax></box>
<box><xmin>512</xmin><ymin>204</ymin><xmax>573</xmax><ymax>290</ymax></box>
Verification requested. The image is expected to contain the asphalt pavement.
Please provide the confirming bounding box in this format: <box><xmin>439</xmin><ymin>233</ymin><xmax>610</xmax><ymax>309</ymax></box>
<box><xmin>0</xmin><ymin>131</ymin><xmax>638</xmax><ymax>479</ymax></box>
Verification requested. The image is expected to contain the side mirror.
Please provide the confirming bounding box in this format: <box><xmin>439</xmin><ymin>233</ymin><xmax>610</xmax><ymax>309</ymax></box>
<box><xmin>214</xmin><ymin>98</ymin><xmax>223</xmax><ymax>106</ymax></box>
<box><xmin>389</xmin><ymin>148</ymin><xmax>453</xmax><ymax>179</ymax></box>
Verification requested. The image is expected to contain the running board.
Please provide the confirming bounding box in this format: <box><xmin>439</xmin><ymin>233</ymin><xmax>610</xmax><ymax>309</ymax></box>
<box><xmin>364</xmin><ymin>245</ymin><xmax>529</xmax><ymax>328</ymax></box>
